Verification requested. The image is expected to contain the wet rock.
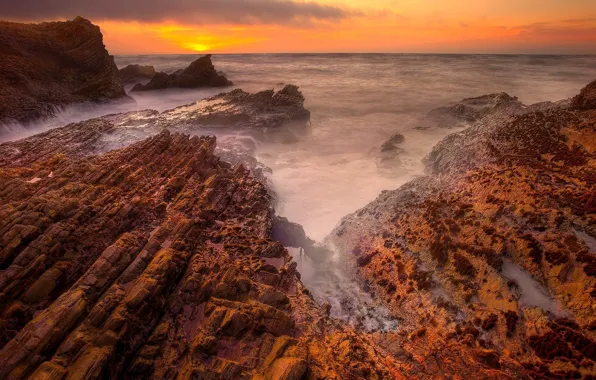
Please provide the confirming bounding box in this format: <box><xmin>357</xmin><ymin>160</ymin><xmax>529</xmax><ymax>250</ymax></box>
<box><xmin>0</xmin><ymin>17</ymin><xmax>126</xmax><ymax>127</ymax></box>
<box><xmin>131</xmin><ymin>54</ymin><xmax>232</xmax><ymax>91</ymax></box>
<box><xmin>571</xmin><ymin>79</ymin><xmax>596</xmax><ymax>110</ymax></box>
<box><xmin>0</xmin><ymin>126</ymin><xmax>406</xmax><ymax>379</ymax></box>
<box><xmin>424</xmin><ymin>92</ymin><xmax>525</xmax><ymax>129</ymax></box>
<box><xmin>329</xmin><ymin>78</ymin><xmax>596</xmax><ymax>378</ymax></box>
<box><xmin>118</xmin><ymin>64</ymin><xmax>156</xmax><ymax>84</ymax></box>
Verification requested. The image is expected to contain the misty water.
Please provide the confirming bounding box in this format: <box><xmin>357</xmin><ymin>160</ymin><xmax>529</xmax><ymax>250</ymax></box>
<box><xmin>3</xmin><ymin>54</ymin><xmax>596</xmax><ymax>329</ymax></box>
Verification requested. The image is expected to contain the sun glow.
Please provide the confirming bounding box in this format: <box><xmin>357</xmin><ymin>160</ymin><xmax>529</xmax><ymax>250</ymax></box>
<box><xmin>185</xmin><ymin>43</ymin><xmax>211</xmax><ymax>52</ymax></box>
<box><xmin>94</xmin><ymin>0</ymin><xmax>596</xmax><ymax>54</ymax></box>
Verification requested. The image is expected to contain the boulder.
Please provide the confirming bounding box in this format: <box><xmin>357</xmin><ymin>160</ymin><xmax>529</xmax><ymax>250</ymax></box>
<box><xmin>330</xmin><ymin>79</ymin><xmax>596</xmax><ymax>379</ymax></box>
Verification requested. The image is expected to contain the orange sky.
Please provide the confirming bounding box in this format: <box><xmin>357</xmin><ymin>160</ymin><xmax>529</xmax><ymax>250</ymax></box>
<box><xmin>8</xmin><ymin>0</ymin><xmax>596</xmax><ymax>53</ymax></box>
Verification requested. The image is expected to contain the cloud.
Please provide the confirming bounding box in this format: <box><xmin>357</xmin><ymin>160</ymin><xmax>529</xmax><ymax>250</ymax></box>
<box><xmin>0</xmin><ymin>0</ymin><xmax>358</xmax><ymax>25</ymax></box>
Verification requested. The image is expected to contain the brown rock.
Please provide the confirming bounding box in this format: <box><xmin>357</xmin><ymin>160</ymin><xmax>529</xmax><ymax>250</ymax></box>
<box><xmin>117</xmin><ymin>64</ymin><xmax>156</xmax><ymax>84</ymax></box>
<box><xmin>131</xmin><ymin>54</ymin><xmax>232</xmax><ymax>91</ymax></box>
<box><xmin>0</xmin><ymin>17</ymin><xmax>126</xmax><ymax>126</ymax></box>
<box><xmin>571</xmin><ymin>79</ymin><xmax>596</xmax><ymax>110</ymax></box>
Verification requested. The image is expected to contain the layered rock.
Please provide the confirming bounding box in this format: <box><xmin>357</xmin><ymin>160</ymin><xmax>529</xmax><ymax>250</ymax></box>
<box><xmin>118</xmin><ymin>64</ymin><xmax>156</xmax><ymax>84</ymax></box>
<box><xmin>330</xmin><ymin>80</ymin><xmax>596</xmax><ymax>378</ymax></box>
<box><xmin>132</xmin><ymin>55</ymin><xmax>232</xmax><ymax>92</ymax></box>
<box><xmin>0</xmin><ymin>129</ymin><xmax>408</xmax><ymax>379</ymax></box>
<box><xmin>0</xmin><ymin>86</ymin><xmax>311</xmax><ymax>170</ymax></box>
<box><xmin>0</xmin><ymin>17</ymin><xmax>126</xmax><ymax>126</ymax></box>
<box><xmin>1</xmin><ymin>67</ymin><xmax>595</xmax><ymax>378</ymax></box>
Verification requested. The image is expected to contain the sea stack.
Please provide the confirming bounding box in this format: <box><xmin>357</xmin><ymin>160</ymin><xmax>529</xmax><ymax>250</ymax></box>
<box><xmin>131</xmin><ymin>54</ymin><xmax>233</xmax><ymax>91</ymax></box>
<box><xmin>0</xmin><ymin>17</ymin><xmax>126</xmax><ymax>126</ymax></box>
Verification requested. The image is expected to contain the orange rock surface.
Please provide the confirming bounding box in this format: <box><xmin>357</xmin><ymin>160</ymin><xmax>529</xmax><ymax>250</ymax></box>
<box><xmin>0</xmin><ymin>76</ymin><xmax>595</xmax><ymax>379</ymax></box>
<box><xmin>332</xmin><ymin>80</ymin><xmax>596</xmax><ymax>379</ymax></box>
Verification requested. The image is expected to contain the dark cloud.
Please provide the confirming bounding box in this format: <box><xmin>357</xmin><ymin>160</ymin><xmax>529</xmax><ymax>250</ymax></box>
<box><xmin>0</xmin><ymin>0</ymin><xmax>357</xmax><ymax>24</ymax></box>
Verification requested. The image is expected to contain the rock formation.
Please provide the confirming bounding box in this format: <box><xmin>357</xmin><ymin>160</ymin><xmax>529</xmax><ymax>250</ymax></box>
<box><xmin>375</xmin><ymin>133</ymin><xmax>407</xmax><ymax>171</ymax></box>
<box><xmin>331</xmin><ymin>80</ymin><xmax>596</xmax><ymax>378</ymax></box>
<box><xmin>131</xmin><ymin>55</ymin><xmax>232</xmax><ymax>92</ymax></box>
<box><xmin>0</xmin><ymin>17</ymin><xmax>126</xmax><ymax>126</ymax></box>
<box><xmin>1</xmin><ymin>69</ymin><xmax>595</xmax><ymax>378</ymax></box>
<box><xmin>0</xmin><ymin>129</ymin><xmax>409</xmax><ymax>379</ymax></box>
<box><xmin>118</xmin><ymin>64</ymin><xmax>156</xmax><ymax>84</ymax></box>
<box><xmin>423</xmin><ymin>92</ymin><xmax>528</xmax><ymax>129</ymax></box>
<box><xmin>0</xmin><ymin>86</ymin><xmax>311</xmax><ymax>166</ymax></box>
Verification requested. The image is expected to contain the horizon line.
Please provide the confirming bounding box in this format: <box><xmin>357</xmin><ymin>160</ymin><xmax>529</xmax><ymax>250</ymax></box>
<box><xmin>113</xmin><ymin>52</ymin><xmax>596</xmax><ymax>56</ymax></box>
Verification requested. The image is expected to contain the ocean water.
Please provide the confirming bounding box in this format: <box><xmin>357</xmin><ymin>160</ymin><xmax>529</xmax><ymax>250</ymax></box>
<box><xmin>3</xmin><ymin>54</ymin><xmax>596</xmax><ymax>242</ymax></box>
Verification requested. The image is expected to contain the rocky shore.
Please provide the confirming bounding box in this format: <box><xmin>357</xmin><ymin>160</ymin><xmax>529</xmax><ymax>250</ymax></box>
<box><xmin>0</xmin><ymin>128</ymin><xmax>408</xmax><ymax>379</ymax></box>
<box><xmin>0</xmin><ymin>17</ymin><xmax>126</xmax><ymax>126</ymax></box>
<box><xmin>0</xmin><ymin>18</ymin><xmax>595</xmax><ymax>377</ymax></box>
<box><xmin>331</xmin><ymin>79</ymin><xmax>596</xmax><ymax>378</ymax></box>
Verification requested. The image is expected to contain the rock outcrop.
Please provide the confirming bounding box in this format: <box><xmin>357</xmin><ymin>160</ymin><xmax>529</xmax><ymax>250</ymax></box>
<box><xmin>118</xmin><ymin>64</ymin><xmax>156</xmax><ymax>84</ymax></box>
<box><xmin>1</xmin><ymin>70</ymin><xmax>595</xmax><ymax>378</ymax></box>
<box><xmin>131</xmin><ymin>55</ymin><xmax>232</xmax><ymax>92</ymax></box>
<box><xmin>331</xmin><ymin>80</ymin><xmax>596</xmax><ymax>378</ymax></box>
<box><xmin>0</xmin><ymin>17</ymin><xmax>126</xmax><ymax>126</ymax></box>
<box><xmin>423</xmin><ymin>92</ymin><xmax>527</xmax><ymax>128</ymax></box>
<box><xmin>0</xmin><ymin>129</ymin><xmax>411</xmax><ymax>379</ymax></box>
<box><xmin>0</xmin><ymin>86</ymin><xmax>311</xmax><ymax>166</ymax></box>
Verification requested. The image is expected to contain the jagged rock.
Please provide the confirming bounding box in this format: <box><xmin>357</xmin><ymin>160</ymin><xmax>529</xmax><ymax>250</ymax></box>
<box><xmin>131</xmin><ymin>54</ymin><xmax>232</xmax><ymax>91</ymax></box>
<box><xmin>0</xmin><ymin>17</ymin><xmax>126</xmax><ymax>126</ymax></box>
<box><xmin>329</xmin><ymin>79</ymin><xmax>596</xmax><ymax>378</ymax></box>
<box><xmin>0</xmin><ymin>85</ymin><xmax>310</xmax><ymax>170</ymax></box>
<box><xmin>423</xmin><ymin>96</ymin><xmax>574</xmax><ymax>175</ymax></box>
<box><xmin>118</xmin><ymin>64</ymin><xmax>156</xmax><ymax>84</ymax></box>
<box><xmin>571</xmin><ymin>79</ymin><xmax>596</xmax><ymax>110</ymax></box>
<box><xmin>0</xmin><ymin>129</ymin><xmax>405</xmax><ymax>379</ymax></box>
<box><xmin>424</xmin><ymin>92</ymin><xmax>525</xmax><ymax>128</ymax></box>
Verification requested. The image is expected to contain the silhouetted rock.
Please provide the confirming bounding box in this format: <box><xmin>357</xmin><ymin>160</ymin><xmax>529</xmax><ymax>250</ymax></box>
<box><xmin>118</xmin><ymin>64</ymin><xmax>156</xmax><ymax>84</ymax></box>
<box><xmin>0</xmin><ymin>17</ymin><xmax>125</xmax><ymax>126</ymax></box>
<box><xmin>131</xmin><ymin>54</ymin><xmax>232</xmax><ymax>91</ymax></box>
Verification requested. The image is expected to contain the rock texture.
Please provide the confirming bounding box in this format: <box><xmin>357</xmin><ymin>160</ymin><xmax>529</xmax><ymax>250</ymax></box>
<box><xmin>0</xmin><ymin>129</ymin><xmax>409</xmax><ymax>379</ymax></box>
<box><xmin>118</xmin><ymin>64</ymin><xmax>156</xmax><ymax>84</ymax></box>
<box><xmin>132</xmin><ymin>55</ymin><xmax>232</xmax><ymax>92</ymax></box>
<box><xmin>0</xmin><ymin>86</ymin><xmax>311</xmax><ymax>166</ymax></box>
<box><xmin>1</xmin><ymin>73</ymin><xmax>595</xmax><ymax>379</ymax></box>
<box><xmin>331</xmin><ymin>80</ymin><xmax>596</xmax><ymax>378</ymax></box>
<box><xmin>423</xmin><ymin>92</ymin><xmax>526</xmax><ymax>129</ymax></box>
<box><xmin>0</xmin><ymin>17</ymin><xmax>125</xmax><ymax>126</ymax></box>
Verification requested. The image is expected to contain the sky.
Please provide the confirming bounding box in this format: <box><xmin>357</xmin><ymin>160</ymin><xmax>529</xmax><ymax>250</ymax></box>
<box><xmin>1</xmin><ymin>0</ymin><xmax>595</xmax><ymax>54</ymax></box>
